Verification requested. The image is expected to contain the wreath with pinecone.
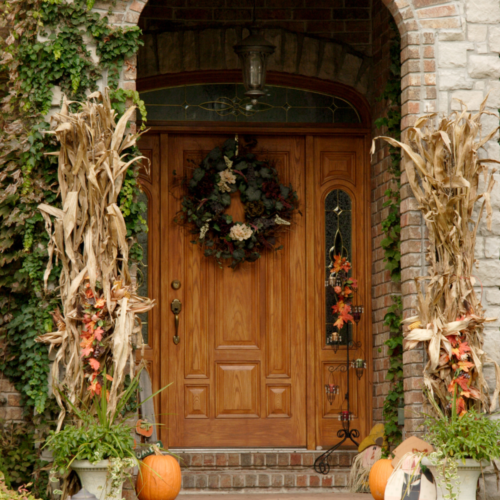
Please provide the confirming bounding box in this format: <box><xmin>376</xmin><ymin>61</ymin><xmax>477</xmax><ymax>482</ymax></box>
<box><xmin>177</xmin><ymin>137</ymin><xmax>299</xmax><ymax>268</ymax></box>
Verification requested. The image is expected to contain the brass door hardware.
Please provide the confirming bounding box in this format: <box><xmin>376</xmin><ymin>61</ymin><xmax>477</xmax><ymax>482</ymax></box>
<box><xmin>171</xmin><ymin>298</ymin><xmax>182</xmax><ymax>345</ymax></box>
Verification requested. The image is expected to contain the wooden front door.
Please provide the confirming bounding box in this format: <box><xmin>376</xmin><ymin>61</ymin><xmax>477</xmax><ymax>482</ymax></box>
<box><xmin>165</xmin><ymin>134</ymin><xmax>307</xmax><ymax>448</ymax></box>
<box><xmin>139</xmin><ymin>127</ymin><xmax>372</xmax><ymax>450</ymax></box>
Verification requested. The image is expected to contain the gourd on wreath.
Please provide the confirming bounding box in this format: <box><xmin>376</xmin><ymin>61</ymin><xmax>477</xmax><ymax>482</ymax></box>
<box><xmin>177</xmin><ymin>138</ymin><xmax>299</xmax><ymax>268</ymax></box>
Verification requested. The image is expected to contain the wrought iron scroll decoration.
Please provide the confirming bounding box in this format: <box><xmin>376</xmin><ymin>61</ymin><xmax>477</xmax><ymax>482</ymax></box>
<box><xmin>315</xmin><ymin>189</ymin><xmax>366</xmax><ymax>475</ymax></box>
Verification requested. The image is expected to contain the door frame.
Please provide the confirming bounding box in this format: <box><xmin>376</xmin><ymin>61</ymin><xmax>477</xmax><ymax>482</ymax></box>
<box><xmin>137</xmin><ymin>65</ymin><xmax>373</xmax><ymax>451</ymax></box>
<box><xmin>138</xmin><ymin>124</ymin><xmax>373</xmax><ymax>450</ymax></box>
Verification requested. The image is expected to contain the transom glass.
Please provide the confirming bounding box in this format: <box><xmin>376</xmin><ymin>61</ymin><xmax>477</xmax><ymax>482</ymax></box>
<box><xmin>140</xmin><ymin>84</ymin><xmax>361</xmax><ymax>124</ymax></box>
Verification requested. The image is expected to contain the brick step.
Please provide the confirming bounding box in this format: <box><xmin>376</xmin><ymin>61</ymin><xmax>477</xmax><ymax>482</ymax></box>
<box><xmin>181</xmin><ymin>468</ymin><xmax>352</xmax><ymax>491</ymax></box>
<box><xmin>175</xmin><ymin>450</ymin><xmax>357</xmax><ymax>471</ymax></box>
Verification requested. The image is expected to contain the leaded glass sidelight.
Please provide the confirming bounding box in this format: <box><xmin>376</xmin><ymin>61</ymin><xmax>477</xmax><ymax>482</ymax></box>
<box><xmin>325</xmin><ymin>190</ymin><xmax>352</xmax><ymax>347</ymax></box>
<box><xmin>137</xmin><ymin>190</ymin><xmax>149</xmax><ymax>345</ymax></box>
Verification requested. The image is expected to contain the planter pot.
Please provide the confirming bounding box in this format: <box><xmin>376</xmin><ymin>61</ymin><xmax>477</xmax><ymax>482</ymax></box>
<box><xmin>71</xmin><ymin>460</ymin><xmax>123</xmax><ymax>500</ymax></box>
<box><xmin>421</xmin><ymin>457</ymin><xmax>489</xmax><ymax>500</ymax></box>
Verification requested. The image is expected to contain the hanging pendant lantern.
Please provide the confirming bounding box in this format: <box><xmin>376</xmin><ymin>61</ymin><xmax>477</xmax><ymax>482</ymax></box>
<box><xmin>234</xmin><ymin>27</ymin><xmax>275</xmax><ymax>105</ymax></box>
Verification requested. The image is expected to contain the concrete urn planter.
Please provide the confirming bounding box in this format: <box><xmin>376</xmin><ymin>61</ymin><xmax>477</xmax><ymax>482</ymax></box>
<box><xmin>71</xmin><ymin>460</ymin><xmax>123</xmax><ymax>500</ymax></box>
<box><xmin>421</xmin><ymin>457</ymin><xmax>488</xmax><ymax>500</ymax></box>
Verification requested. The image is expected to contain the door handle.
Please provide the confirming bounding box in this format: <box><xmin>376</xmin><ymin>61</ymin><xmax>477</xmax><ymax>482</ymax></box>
<box><xmin>171</xmin><ymin>299</ymin><xmax>182</xmax><ymax>345</ymax></box>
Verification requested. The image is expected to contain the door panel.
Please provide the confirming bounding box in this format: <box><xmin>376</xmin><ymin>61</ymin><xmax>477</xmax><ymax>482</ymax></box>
<box><xmin>165</xmin><ymin>135</ymin><xmax>307</xmax><ymax>448</ymax></box>
<box><xmin>309</xmin><ymin>135</ymin><xmax>372</xmax><ymax>448</ymax></box>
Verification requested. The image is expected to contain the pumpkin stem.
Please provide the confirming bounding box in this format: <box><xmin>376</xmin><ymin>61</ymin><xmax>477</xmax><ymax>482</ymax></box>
<box><xmin>152</xmin><ymin>444</ymin><xmax>163</xmax><ymax>456</ymax></box>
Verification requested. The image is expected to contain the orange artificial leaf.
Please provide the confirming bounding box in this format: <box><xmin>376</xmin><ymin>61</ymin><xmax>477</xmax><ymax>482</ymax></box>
<box><xmin>457</xmin><ymin>360</ymin><xmax>474</xmax><ymax>373</ymax></box>
<box><xmin>332</xmin><ymin>255</ymin><xmax>343</xmax><ymax>273</ymax></box>
<box><xmin>85</xmin><ymin>321</ymin><xmax>95</xmax><ymax>334</ymax></box>
<box><xmin>80</xmin><ymin>335</ymin><xmax>94</xmax><ymax>349</ymax></box>
<box><xmin>105</xmin><ymin>374</ymin><xmax>113</xmax><ymax>381</ymax></box>
<box><xmin>341</xmin><ymin>260</ymin><xmax>351</xmax><ymax>273</ymax></box>
<box><xmin>95</xmin><ymin>298</ymin><xmax>106</xmax><ymax>309</ymax></box>
<box><xmin>81</xmin><ymin>347</ymin><xmax>93</xmax><ymax>357</ymax></box>
<box><xmin>94</xmin><ymin>327</ymin><xmax>104</xmax><ymax>341</ymax></box>
<box><xmin>334</xmin><ymin>286</ymin><xmax>342</xmax><ymax>294</ymax></box>
<box><xmin>455</xmin><ymin>397</ymin><xmax>466</xmax><ymax>415</ymax></box>
<box><xmin>334</xmin><ymin>317</ymin><xmax>345</xmax><ymax>329</ymax></box>
<box><xmin>458</xmin><ymin>342</ymin><xmax>471</xmax><ymax>356</ymax></box>
<box><xmin>88</xmin><ymin>380</ymin><xmax>101</xmax><ymax>397</ymax></box>
<box><xmin>88</xmin><ymin>358</ymin><xmax>100</xmax><ymax>371</ymax></box>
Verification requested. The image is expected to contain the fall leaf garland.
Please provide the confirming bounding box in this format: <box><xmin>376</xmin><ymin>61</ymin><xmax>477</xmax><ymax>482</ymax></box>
<box><xmin>330</xmin><ymin>255</ymin><xmax>358</xmax><ymax>331</ymax></box>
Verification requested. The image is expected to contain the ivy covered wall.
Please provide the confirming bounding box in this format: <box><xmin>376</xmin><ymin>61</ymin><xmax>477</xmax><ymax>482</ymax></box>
<box><xmin>0</xmin><ymin>0</ymin><xmax>146</xmax><ymax>491</ymax></box>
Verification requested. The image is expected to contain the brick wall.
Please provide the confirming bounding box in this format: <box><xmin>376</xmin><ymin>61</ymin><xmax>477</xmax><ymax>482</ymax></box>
<box><xmin>138</xmin><ymin>0</ymin><xmax>374</xmax><ymax>55</ymax></box>
<box><xmin>370</xmin><ymin>0</ymin><xmax>399</xmax><ymax>426</ymax></box>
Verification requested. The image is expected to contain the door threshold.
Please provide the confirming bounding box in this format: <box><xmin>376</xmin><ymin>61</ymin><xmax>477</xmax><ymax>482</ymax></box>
<box><xmin>170</xmin><ymin>448</ymin><xmax>310</xmax><ymax>453</ymax></box>
<box><xmin>169</xmin><ymin>448</ymin><xmax>353</xmax><ymax>453</ymax></box>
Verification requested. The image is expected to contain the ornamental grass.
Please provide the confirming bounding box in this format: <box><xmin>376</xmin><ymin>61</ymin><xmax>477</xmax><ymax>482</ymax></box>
<box><xmin>375</xmin><ymin>98</ymin><xmax>500</xmax><ymax>415</ymax></box>
<box><xmin>36</xmin><ymin>90</ymin><xmax>154</xmax><ymax>429</ymax></box>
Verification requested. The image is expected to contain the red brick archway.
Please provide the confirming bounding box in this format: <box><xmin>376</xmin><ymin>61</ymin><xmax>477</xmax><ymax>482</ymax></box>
<box><xmin>105</xmin><ymin>0</ymin><xmax>463</xmax><ymax>438</ymax></box>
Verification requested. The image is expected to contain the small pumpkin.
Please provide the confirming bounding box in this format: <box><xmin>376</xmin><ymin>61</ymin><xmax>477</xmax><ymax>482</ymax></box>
<box><xmin>368</xmin><ymin>458</ymin><xmax>394</xmax><ymax>500</ymax></box>
<box><xmin>136</xmin><ymin>446</ymin><xmax>182</xmax><ymax>500</ymax></box>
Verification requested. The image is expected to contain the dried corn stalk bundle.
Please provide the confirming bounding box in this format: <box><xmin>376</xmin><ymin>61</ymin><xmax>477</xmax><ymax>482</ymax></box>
<box><xmin>36</xmin><ymin>90</ymin><xmax>154</xmax><ymax>429</ymax></box>
<box><xmin>375</xmin><ymin>98</ymin><xmax>500</xmax><ymax>415</ymax></box>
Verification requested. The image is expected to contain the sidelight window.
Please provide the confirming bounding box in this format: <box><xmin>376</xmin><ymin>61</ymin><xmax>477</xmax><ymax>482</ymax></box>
<box><xmin>325</xmin><ymin>189</ymin><xmax>352</xmax><ymax>347</ymax></box>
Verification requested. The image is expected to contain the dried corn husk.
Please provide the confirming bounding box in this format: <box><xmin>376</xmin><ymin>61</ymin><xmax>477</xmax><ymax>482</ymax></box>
<box><xmin>36</xmin><ymin>89</ymin><xmax>154</xmax><ymax>429</ymax></box>
<box><xmin>375</xmin><ymin>97</ymin><xmax>499</xmax><ymax>413</ymax></box>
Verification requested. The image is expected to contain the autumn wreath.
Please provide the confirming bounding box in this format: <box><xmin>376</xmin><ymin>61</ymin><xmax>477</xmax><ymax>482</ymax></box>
<box><xmin>178</xmin><ymin>138</ymin><xmax>299</xmax><ymax>267</ymax></box>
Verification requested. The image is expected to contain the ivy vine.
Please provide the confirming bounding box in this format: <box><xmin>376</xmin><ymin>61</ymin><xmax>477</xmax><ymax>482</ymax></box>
<box><xmin>0</xmin><ymin>0</ymin><xmax>146</xmax><ymax>491</ymax></box>
<box><xmin>375</xmin><ymin>19</ymin><xmax>404</xmax><ymax>452</ymax></box>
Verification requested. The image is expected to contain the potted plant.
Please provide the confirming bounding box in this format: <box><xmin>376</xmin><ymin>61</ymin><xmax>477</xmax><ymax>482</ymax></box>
<box><xmin>46</xmin><ymin>371</ymin><xmax>167</xmax><ymax>500</ymax></box>
<box><xmin>421</xmin><ymin>393</ymin><xmax>500</xmax><ymax>500</ymax></box>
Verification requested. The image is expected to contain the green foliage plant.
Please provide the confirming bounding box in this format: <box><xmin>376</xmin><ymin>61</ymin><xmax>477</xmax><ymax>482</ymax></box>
<box><xmin>422</xmin><ymin>392</ymin><xmax>500</xmax><ymax>500</ymax></box>
<box><xmin>46</xmin><ymin>370</ymin><xmax>170</xmax><ymax>494</ymax></box>
<box><xmin>374</xmin><ymin>18</ymin><xmax>404</xmax><ymax>452</ymax></box>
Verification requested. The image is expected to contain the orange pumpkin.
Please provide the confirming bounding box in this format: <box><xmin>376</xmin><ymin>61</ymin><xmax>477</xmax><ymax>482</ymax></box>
<box><xmin>136</xmin><ymin>449</ymin><xmax>182</xmax><ymax>500</ymax></box>
<box><xmin>368</xmin><ymin>458</ymin><xmax>394</xmax><ymax>500</ymax></box>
